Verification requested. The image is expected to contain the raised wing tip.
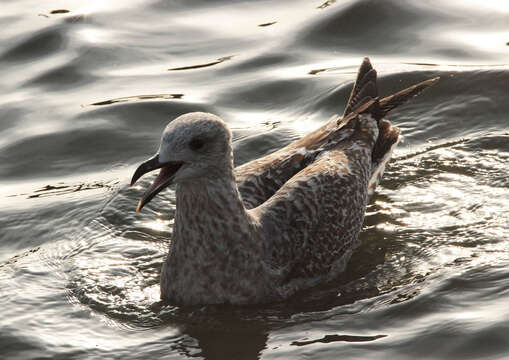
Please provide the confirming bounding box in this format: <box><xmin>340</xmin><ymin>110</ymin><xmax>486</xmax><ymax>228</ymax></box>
<box><xmin>420</xmin><ymin>76</ymin><xmax>440</xmax><ymax>86</ymax></box>
<box><xmin>344</xmin><ymin>59</ymin><xmax>440</xmax><ymax>120</ymax></box>
<box><xmin>343</xmin><ymin>58</ymin><xmax>378</xmax><ymax>116</ymax></box>
<box><xmin>404</xmin><ymin>76</ymin><xmax>440</xmax><ymax>98</ymax></box>
<box><xmin>358</xmin><ymin>57</ymin><xmax>374</xmax><ymax>79</ymax></box>
<box><xmin>378</xmin><ymin>76</ymin><xmax>440</xmax><ymax>117</ymax></box>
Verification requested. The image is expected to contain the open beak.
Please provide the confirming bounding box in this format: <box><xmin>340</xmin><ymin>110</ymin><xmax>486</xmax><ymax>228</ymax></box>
<box><xmin>130</xmin><ymin>154</ymin><xmax>184</xmax><ymax>213</ymax></box>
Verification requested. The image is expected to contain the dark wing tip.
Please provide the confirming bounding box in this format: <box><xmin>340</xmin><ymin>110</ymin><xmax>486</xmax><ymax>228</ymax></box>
<box><xmin>344</xmin><ymin>57</ymin><xmax>440</xmax><ymax>118</ymax></box>
<box><xmin>358</xmin><ymin>57</ymin><xmax>374</xmax><ymax>79</ymax></box>
<box><xmin>344</xmin><ymin>58</ymin><xmax>378</xmax><ymax>116</ymax></box>
<box><xmin>379</xmin><ymin>76</ymin><xmax>440</xmax><ymax>117</ymax></box>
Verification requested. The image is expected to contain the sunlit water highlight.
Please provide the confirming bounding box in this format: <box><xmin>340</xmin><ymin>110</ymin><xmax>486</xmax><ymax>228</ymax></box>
<box><xmin>1</xmin><ymin>0</ymin><xmax>509</xmax><ymax>359</ymax></box>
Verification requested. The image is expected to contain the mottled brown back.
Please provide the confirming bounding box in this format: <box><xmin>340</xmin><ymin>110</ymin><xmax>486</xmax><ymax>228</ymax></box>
<box><xmin>236</xmin><ymin>58</ymin><xmax>438</xmax><ymax>207</ymax></box>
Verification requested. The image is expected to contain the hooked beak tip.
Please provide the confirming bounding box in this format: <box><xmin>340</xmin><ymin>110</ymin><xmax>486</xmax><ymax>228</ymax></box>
<box><xmin>130</xmin><ymin>174</ymin><xmax>141</xmax><ymax>188</ymax></box>
<box><xmin>131</xmin><ymin>154</ymin><xmax>182</xmax><ymax>214</ymax></box>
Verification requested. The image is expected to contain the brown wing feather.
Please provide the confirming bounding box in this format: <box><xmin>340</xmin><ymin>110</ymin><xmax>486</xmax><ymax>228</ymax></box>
<box><xmin>235</xmin><ymin>58</ymin><xmax>439</xmax><ymax>208</ymax></box>
<box><xmin>254</xmin><ymin>144</ymin><xmax>372</xmax><ymax>282</ymax></box>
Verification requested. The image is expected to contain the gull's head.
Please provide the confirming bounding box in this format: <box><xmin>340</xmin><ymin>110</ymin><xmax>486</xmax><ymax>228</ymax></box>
<box><xmin>130</xmin><ymin>112</ymin><xmax>232</xmax><ymax>212</ymax></box>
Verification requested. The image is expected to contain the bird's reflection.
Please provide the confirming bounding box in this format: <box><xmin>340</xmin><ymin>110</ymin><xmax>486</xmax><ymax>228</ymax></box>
<box><xmin>163</xmin><ymin>307</ymin><xmax>269</xmax><ymax>360</ymax></box>
<box><xmin>185</xmin><ymin>324</ymin><xmax>268</xmax><ymax>360</ymax></box>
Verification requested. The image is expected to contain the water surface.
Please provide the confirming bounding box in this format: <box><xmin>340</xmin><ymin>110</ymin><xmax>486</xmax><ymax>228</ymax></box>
<box><xmin>1</xmin><ymin>0</ymin><xmax>509</xmax><ymax>359</ymax></box>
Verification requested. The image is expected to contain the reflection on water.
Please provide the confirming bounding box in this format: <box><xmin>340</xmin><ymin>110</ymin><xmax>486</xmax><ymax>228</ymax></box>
<box><xmin>1</xmin><ymin>0</ymin><xmax>509</xmax><ymax>359</ymax></box>
<box><xmin>90</xmin><ymin>93</ymin><xmax>184</xmax><ymax>106</ymax></box>
<box><xmin>168</xmin><ymin>55</ymin><xmax>235</xmax><ymax>71</ymax></box>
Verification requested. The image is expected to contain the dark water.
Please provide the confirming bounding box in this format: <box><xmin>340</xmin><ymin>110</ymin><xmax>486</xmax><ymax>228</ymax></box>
<box><xmin>1</xmin><ymin>0</ymin><xmax>509</xmax><ymax>359</ymax></box>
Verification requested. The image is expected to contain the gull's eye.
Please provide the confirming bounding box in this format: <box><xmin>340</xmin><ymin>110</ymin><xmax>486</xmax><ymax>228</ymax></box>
<box><xmin>189</xmin><ymin>137</ymin><xmax>205</xmax><ymax>151</ymax></box>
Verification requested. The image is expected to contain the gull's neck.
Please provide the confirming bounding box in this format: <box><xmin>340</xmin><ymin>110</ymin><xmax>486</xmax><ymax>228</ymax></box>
<box><xmin>175</xmin><ymin>176</ymin><xmax>248</xmax><ymax>235</ymax></box>
<box><xmin>160</xmin><ymin>169</ymin><xmax>272</xmax><ymax>305</ymax></box>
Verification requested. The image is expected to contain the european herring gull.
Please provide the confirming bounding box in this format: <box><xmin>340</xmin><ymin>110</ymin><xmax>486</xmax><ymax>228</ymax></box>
<box><xmin>131</xmin><ymin>58</ymin><xmax>438</xmax><ymax>305</ymax></box>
